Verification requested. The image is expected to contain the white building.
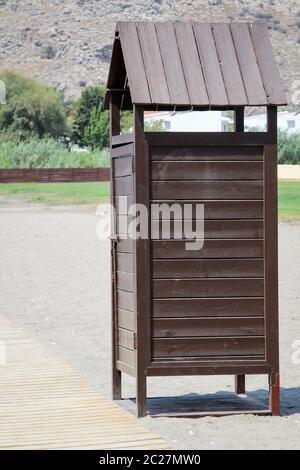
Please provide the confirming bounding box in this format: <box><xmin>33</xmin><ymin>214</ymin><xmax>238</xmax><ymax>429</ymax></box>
<box><xmin>245</xmin><ymin>111</ymin><xmax>300</xmax><ymax>133</ymax></box>
<box><xmin>144</xmin><ymin>110</ymin><xmax>231</xmax><ymax>132</ymax></box>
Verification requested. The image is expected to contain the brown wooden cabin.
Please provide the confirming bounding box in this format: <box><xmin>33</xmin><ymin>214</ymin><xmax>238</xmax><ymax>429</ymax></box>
<box><xmin>105</xmin><ymin>21</ymin><xmax>286</xmax><ymax>417</ymax></box>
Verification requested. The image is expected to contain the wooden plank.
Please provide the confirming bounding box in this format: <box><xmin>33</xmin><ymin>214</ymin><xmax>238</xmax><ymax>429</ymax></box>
<box><xmin>264</xmin><ymin>143</ymin><xmax>279</xmax><ymax>371</ymax></box>
<box><xmin>114</xmin><ymin>175</ymin><xmax>132</xmax><ymax>196</ymax></box>
<box><xmin>174</xmin><ymin>22</ymin><xmax>209</xmax><ymax>105</ymax></box>
<box><xmin>152</xmin><ymin>278</ymin><xmax>264</xmax><ymax>298</ymax></box>
<box><xmin>151</xmin><ymin>181</ymin><xmax>263</xmax><ymax>200</ymax></box>
<box><xmin>117</xmin><ymin>253</ymin><xmax>134</xmax><ymax>273</ymax></box>
<box><xmin>113</xmin><ymin>156</ymin><xmax>132</xmax><ymax>177</ymax></box>
<box><xmin>116</xmin><ymin>239</ymin><xmax>134</xmax><ymax>253</ymax></box>
<box><xmin>151</xmin><ymin>239</ymin><xmax>263</xmax><ymax>259</ymax></box>
<box><xmin>249</xmin><ymin>22</ymin><xmax>286</xmax><ymax>105</ymax></box>
<box><xmin>151</xmin><ymin>219</ymin><xmax>263</xmax><ymax>240</ymax></box>
<box><xmin>112</xmin><ymin>133</ymin><xmax>134</xmax><ymax>146</ymax></box>
<box><xmin>153</xmin><ymin>337</ymin><xmax>265</xmax><ymax>358</ymax></box>
<box><xmin>230</xmin><ymin>23</ymin><xmax>267</xmax><ymax>105</ymax></box>
<box><xmin>151</xmin><ymin>161</ymin><xmax>263</xmax><ymax>181</ymax></box>
<box><xmin>212</xmin><ymin>23</ymin><xmax>247</xmax><ymax>105</ymax></box>
<box><xmin>116</xmin><ymin>290</ymin><xmax>134</xmax><ymax>311</ymax></box>
<box><xmin>155</xmin><ymin>22</ymin><xmax>190</xmax><ymax>105</ymax></box>
<box><xmin>193</xmin><ymin>23</ymin><xmax>228</xmax><ymax>106</ymax></box>
<box><xmin>117</xmin><ymin>22</ymin><xmax>151</xmax><ymax>104</ymax></box>
<box><xmin>153</xmin><ymin>317</ymin><xmax>265</xmax><ymax>338</ymax></box>
<box><xmin>151</xmin><ymin>201</ymin><xmax>263</xmax><ymax>220</ymax></box>
<box><xmin>118</xmin><ymin>328</ymin><xmax>135</xmax><ymax>350</ymax></box>
<box><xmin>111</xmin><ymin>143</ymin><xmax>133</xmax><ymax>158</ymax></box>
<box><xmin>118</xmin><ymin>309</ymin><xmax>135</xmax><ymax>331</ymax></box>
<box><xmin>118</xmin><ymin>346</ymin><xmax>136</xmax><ymax>368</ymax></box>
<box><xmin>133</xmin><ymin>105</ymin><xmax>150</xmax><ymax>417</ymax></box>
<box><xmin>152</xmin><ymin>258</ymin><xmax>264</xmax><ymax>279</ymax></box>
<box><xmin>147</xmin><ymin>362</ymin><xmax>269</xmax><ymax>376</ymax></box>
<box><xmin>152</xmin><ymin>297</ymin><xmax>265</xmax><ymax>318</ymax></box>
<box><xmin>146</xmin><ymin>132</ymin><xmax>270</xmax><ymax>146</ymax></box>
<box><xmin>150</xmin><ymin>145</ymin><xmax>263</xmax><ymax>161</ymax></box>
<box><xmin>136</xmin><ymin>22</ymin><xmax>170</xmax><ymax>105</ymax></box>
<box><xmin>117</xmin><ymin>272</ymin><xmax>134</xmax><ymax>292</ymax></box>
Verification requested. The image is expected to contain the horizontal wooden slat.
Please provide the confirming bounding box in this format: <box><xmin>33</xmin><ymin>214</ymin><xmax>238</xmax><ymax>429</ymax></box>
<box><xmin>117</xmin><ymin>272</ymin><xmax>134</xmax><ymax>292</ymax></box>
<box><xmin>151</xmin><ymin>181</ymin><xmax>263</xmax><ymax>200</ymax></box>
<box><xmin>117</xmin><ymin>253</ymin><xmax>134</xmax><ymax>273</ymax></box>
<box><xmin>111</xmin><ymin>143</ymin><xmax>133</xmax><ymax>158</ymax></box>
<box><xmin>118</xmin><ymin>346</ymin><xmax>136</xmax><ymax>367</ymax></box>
<box><xmin>113</xmin><ymin>156</ymin><xmax>132</xmax><ymax>177</ymax></box>
<box><xmin>152</xmin><ymin>337</ymin><xmax>265</xmax><ymax>358</ymax></box>
<box><xmin>153</xmin><ymin>317</ymin><xmax>265</xmax><ymax>338</ymax></box>
<box><xmin>150</xmin><ymin>145</ymin><xmax>263</xmax><ymax>161</ymax></box>
<box><xmin>117</xmin><ymin>290</ymin><xmax>134</xmax><ymax>311</ymax></box>
<box><xmin>151</xmin><ymin>240</ymin><xmax>263</xmax><ymax>259</ymax></box>
<box><xmin>152</xmin><ymin>259</ymin><xmax>263</xmax><ymax>279</ymax></box>
<box><xmin>152</xmin><ymin>278</ymin><xmax>264</xmax><ymax>298</ymax></box>
<box><xmin>151</xmin><ymin>220</ymin><xmax>263</xmax><ymax>239</ymax></box>
<box><xmin>151</xmin><ymin>161</ymin><xmax>263</xmax><ymax>181</ymax></box>
<box><xmin>118</xmin><ymin>309</ymin><xmax>135</xmax><ymax>332</ymax></box>
<box><xmin>114</xmin><ymin>176</ymin><xmax>133</xmax><ymax>196</ymax></box>
<box><xmin>146</xmin><ymin>132</ymin><xmax>271</xmax><ymax>147</ymax></box>
<box><xmin>112</xmin><ymin>134</ymin><xmax>134</xmax><ymax>147</ymax></box>
<box><xmin>118</xmin><ymin>328</ymin><xmax>135</xmax><ymax>350</ymax></box>
<box><xmin>152</xmin><ymin>298</ymin><xmax>264</xmax><ymax>318</ymax></box>
<box><xmin>151</xmin><ymin>201</ymin><xmax>263</xmax><ymax>220</ymax></box>
<box><xmin>116</xmin><ymin>239</ymin><xmax>134</xmax><ymax>254</ymax></box>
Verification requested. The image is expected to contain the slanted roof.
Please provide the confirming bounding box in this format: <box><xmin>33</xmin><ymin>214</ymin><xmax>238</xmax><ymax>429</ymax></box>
<box><xmin>105</xmin><ymin>21</ymin><xmax>286</xmax><ymax>110</ymax></box>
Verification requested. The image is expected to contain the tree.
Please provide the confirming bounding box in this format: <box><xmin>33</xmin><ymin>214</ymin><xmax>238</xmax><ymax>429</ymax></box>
<box><xmin>72</xmin><ymin>85</ymin><xmax>109</xmax><ymax>149</ymax></box>
<box><xmin>0</xmin><ymin>70</ymin><xmax>67</xmax><ymax>140</ymax></box>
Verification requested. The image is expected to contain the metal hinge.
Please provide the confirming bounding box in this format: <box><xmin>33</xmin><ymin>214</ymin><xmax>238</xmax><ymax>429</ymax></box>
<box><xmin>133</xmin><ymin>333</ymin><xmax>137</xmax><ymax>350</ymax></box>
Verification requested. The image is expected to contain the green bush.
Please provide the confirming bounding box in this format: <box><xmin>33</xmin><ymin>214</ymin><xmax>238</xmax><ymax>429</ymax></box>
<box><xmin>0</xmin><ymin>70</ymin><xmax>67</xmax><ymax>140</ymax></box>
<box><xmin>278</xmin><ymin>130</ymin><xmax>300</xmax><ymax>164</ymax></box>
<box><xmin>0</xmin><ymin>138</ymin><xmax>109</xmax><ymax>169</ymax></box>
<box><xmin>72</xmin><ymin>85</ymin><xmax>109</xmax><ymax>149</ymax></box>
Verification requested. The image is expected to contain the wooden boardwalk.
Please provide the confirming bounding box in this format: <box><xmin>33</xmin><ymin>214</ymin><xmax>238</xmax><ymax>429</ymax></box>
<box><xmin>0</xmin><ymin>315</ymin><xmax>170</xmax><ymax>450</ymax></box>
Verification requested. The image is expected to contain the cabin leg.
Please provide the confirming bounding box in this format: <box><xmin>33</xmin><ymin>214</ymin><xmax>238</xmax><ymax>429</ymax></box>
<box><xmin>136</xmin><ymin>372</ymin><xmax>147</xmax><ymax>418</ymax></box>
<box><xmin>235</xmin><ymin>374</ymin><xmax>246</xmax><ymax>394</ymax></box>
<box><xmin>112</xmin><ymin>367</ymin><xmax>122</xmax><ymax>400</ymax></box>
<box><xmin>269</xmin><ymin>373</ymin><xmax>280</xmax><ymax>416</ymax></box>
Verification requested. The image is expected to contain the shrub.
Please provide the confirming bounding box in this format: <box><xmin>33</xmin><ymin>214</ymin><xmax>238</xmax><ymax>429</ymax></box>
<box><xmin>72</xmin><ymin>85</ymin><xmax>109</xmax><ymax>149</ymax></box>
<box><xmin>278</xmin><ymin>130</ymin><xmax>300</xmax><ymax>164</ymax></box>
<box><xmin>0</xmin><ymin>137</ymin><xmax>109</xmax><ymax>169</ymax></box>
<box><xmin>0</xmin><ymin>70</ymin><xmax>67</xmax><ymax>140</ymax></box>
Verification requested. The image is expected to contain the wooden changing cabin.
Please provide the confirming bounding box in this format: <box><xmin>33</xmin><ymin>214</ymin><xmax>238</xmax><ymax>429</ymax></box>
<box><xmin>105</xmin><ymin>21</ymin><xmax>286</xmax><ymax>417</ymax></box>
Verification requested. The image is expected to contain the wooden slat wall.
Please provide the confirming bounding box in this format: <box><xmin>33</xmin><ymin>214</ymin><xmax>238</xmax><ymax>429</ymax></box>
<box><xmin>0</xmin><ymin>168</ymin><xmax>110</xmax><ymax>183</ymax></box>
<box><xmin>150</xmin><ymin>144</ymin><xmax>265</xmax><ymax>362</ymax></box>
<box><xmin>114</xmin><ymin>21</ymin><xmax>286</xmax><ymax>107</ymax></box>
<box><xmin>112</xmin><ymin>144</ymin><xmax>136</xmax><ymax>372</ymax></box>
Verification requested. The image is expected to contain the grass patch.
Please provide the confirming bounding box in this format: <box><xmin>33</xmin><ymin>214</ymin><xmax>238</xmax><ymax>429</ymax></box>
<box><xmin>0</xmin><ymin>181</ymin><xmax>300</xmax><ymax>221</ymax></box>
<box><xmin>0</xmin><ymin>182</ymin><xmax>110</xmax><ymax>205</ymax></box>
<box><xmin>278</xmin><ymin>181</ymin><xmax>300</xmax><ymax>221</ymax></box>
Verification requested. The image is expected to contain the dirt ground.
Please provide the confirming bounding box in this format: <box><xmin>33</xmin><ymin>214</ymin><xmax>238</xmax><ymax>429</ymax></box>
<box><xmin>0</xmin><ymin>202</ymin><xmax>300</xmax><ymax>450</ymax></box>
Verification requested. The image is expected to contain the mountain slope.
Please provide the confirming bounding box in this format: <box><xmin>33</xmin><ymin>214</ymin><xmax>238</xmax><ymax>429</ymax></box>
<box><xmin>0</xmin><ymin>0</ymin><xmax>299</xmax><ymax>105</ymax></box>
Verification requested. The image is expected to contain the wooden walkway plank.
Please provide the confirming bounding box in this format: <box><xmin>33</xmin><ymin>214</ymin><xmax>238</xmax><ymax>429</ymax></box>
<box><xmin>0</xmin><ymin>315</ymin><xmax>170</xmax><ymax>450</ymax></box>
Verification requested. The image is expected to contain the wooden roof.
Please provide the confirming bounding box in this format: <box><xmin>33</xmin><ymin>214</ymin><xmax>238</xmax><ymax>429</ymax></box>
<box><xmin>105</xmin><ymin>21</ymin><xmax>286</xmax><ymax>109</ymax></box>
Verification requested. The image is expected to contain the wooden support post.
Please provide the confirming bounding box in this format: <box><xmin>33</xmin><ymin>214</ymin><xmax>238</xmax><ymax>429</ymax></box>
<box><xmin>110</xmin><ymin>94</ymin><xmax>121</xmax><ymax>400</ymax></box>
<box><xmin>234</xmin><ymin>107</ymin><xmax>246</xmax><ymax>395</ymax></box>
<box><xmin>134</xmin><ymin>105</ymin><xmax>150</xmax><ymax>417</ymax></box>
<box><xmin>269</xmin><ymin>373</ymin><xmax>280</xmax><ymax>416</ymax></box>
<box><xmin>235</xmin><ymin>374</ymin><xmax>246</xmax><ymax>395</ymax></box>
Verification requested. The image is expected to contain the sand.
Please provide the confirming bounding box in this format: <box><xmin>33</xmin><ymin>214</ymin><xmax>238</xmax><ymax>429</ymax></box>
<box><xmin>0</xmin><ymin>202</ymin><xmax>300</xmax><ymax>449</ymax></box>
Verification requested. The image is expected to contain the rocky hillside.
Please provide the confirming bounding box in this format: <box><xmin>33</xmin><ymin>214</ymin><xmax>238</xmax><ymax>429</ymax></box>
<box><xmin>0</xmin><ymin>0</ymin><xmax>299</xmax><ymax>106</ymax></box>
